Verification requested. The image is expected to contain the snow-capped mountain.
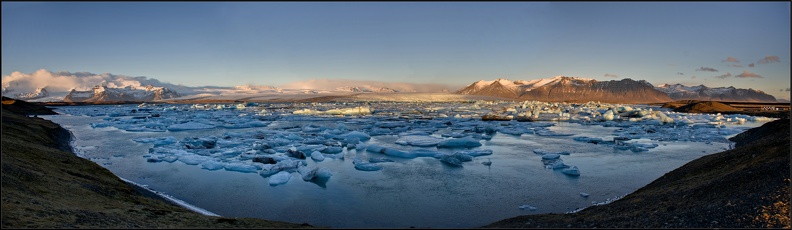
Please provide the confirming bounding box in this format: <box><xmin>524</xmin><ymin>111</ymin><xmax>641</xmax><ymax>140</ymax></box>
<box><xmin>63</xmin><ymin>84</ymin><xmax>180</xmax><ymax>102</ymax></box>
<box><xmin>655</xmin><ymin>84</ymin><xmax>777</xmax><ymax>102</ymax></box>
<box><xmin>11</xmin><ymin>87</ymin><xmax>49</xmax><ymax>100</ymax></box>
<box><xmin>457</xmin><ymin>76</ymin><xmax>672</xmax><ymax>103</ymax></box>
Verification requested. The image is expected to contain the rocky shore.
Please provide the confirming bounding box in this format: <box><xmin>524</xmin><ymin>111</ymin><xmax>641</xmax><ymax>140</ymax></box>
<box><xmin>2</xmin><ymin>97</ymin><xmax>789</xmax><ymax>228</ymax></box>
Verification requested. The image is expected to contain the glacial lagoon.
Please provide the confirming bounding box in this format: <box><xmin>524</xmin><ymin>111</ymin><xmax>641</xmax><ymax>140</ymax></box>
<box><xmin>44</xmin><ymin>101</ymin><xmax>773</xmax><ymax>228</ymax></box>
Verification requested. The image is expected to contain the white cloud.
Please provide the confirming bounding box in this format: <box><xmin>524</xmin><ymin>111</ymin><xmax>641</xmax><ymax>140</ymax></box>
<box><xmin>757</xmin><ymin>56</ymin><xmax>780</xmax><ymax>64</ymax></box>
<box><xmin>1</xmin><ymin>69</ymin><xmax>192</xmax><ymax>95</ymax></box>
<box><xmin>280</xmin><ymin>79</ymin><xmax>452</xmax><ymax>93</ymax></box>
<box><xmin>695</xmin><ymin>67</ymin><xmax>718</xmax><ymax>72</ymax></box>
<box><xmin>735</xmin><ymin>70</ymin><xmax>762</xmax><ymax>78</ymax></box>
<box><xmin>714</xmin><ymin>72</ymin><xmax>732</xmax><ymax>79</ymax></box>
<box><xmin>722</xmin><ymin>56</ymin><xmax>739</xmax><ymax>63</ymax></box>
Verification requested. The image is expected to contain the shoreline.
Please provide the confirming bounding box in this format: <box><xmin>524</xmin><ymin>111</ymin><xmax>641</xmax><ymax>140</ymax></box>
<box><xmin>118</xmin><ymin>177</ymin><xmax>220</xmax><ymax>217</ymax></box>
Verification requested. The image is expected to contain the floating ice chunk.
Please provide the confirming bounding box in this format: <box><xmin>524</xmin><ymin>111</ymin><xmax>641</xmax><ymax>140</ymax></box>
<box><xmin>182</xmin><ymin>137</ymin><xmax>217</xmax><ymax>149</ymax></box>
<box><xmin>437</xmin><ymin>152</ymin><xmax>473</xmax><ymax>167</ymax></box>
<box><xmin>457</xmin><ymin>149</ymin><xmax>493</xmax><ymax>157</ymax></box>
<box><xmin>437</xmin><ymin>137</ymin><xmax>482</xmax><ymax>148</ymax></box>
<box><xmin>369</xmin><ymin>157</ymin><xmax>395</xmax><ymax>163</ymax></box>
<box><xmin>200</xmin><ymin>161</ymin><xmax>225</xmax><ymax>171</ymax></box>
<box><xmin>573</xmin><ymin>136</ymin><xmax>610</xmax><ymax>145</ymax></box>
<box><xmin>259</xmin><ymin>164</ymin><xmax>279</xmax><ymax>178</ymax></box>
<box><xmin>353</xmin><ymin>158</ymin><xmax>383</xmax><ymax>171</ymax></box>
<box><xmin>534</xmin><ymin>129</ymin><xmax>574</xmax><ymax>136</ymax></box>
<box><xmin>541</xmin><ymin>154</ymin><xmax>561</xmax><ymax>160</ymax></box>
<box><xmin>343</xmin><ymin>131</ymin><xmax>371</xmax><ymax>141</ymax></box>
<box><xmin>268</xmin><ymin>171</ymin><xmax>292</xmax><ymax>186</ymax></box>
<box><xmin>382</xmin><ymin>148</ymin><xmax>410</xmax><ymax>158</ymax></box>
<box><xmin>167</xmin><ymin>122</ymin><xmax>215</xmax><ymax>131</ymax></box>
<box><xmin>297</xmin><ymin>166</ymin><xmax>317</xmax><ymax>181</ymax></box>
<box><xmin>498</xmin><ymin>127</ymin><xmax>525</xmax><ymax>136</ymax></box>
<box><xmin>321</xmin><ymin>146</ymin><xmax>343</xmax><ymax>154</ymax></box>
<box><xmin>518</xmin><ymin>205</ymin><xmax>538</xmax><ymax>211</ymax></box>
<box><xmin>533</xmin><ymin>149</ymin><xmax>570</xmax><ymax>155</ymax></box>
<box><xmin>394</xmin><ymin>135</ymin><xmax>444</xmax><ymax>147</ymax></box>
<box><xmin>224</xmin><ymin>162</ymin><xmax>260</xmax><ymax>173</ymax></box>
<box><xmin>580</xmin><ymin>192</ymin><xmax>590</xmax><ymax>198</ymax></box>
<box><xmin>562</xmin><ymin>166</ymin><xmax>580</xmax><ymax>176</ymax></box>
<box><xmin>315</xmin><ymin>167</ymin><xmax>333</xmax><ymax>179</ymax></box>
<box><xmin>252</xmin><ymin>156</ymin><xmax>277</xmax><ymax>164</ymax></box>
<box><xmin>602</xmin><ymin>110</ymin><xmax>615</xmax><ymax>121</ymax></box>
<box><xmin>286</xmin><ymin>149</ymin><xmax>307</xmax><ymax>159</ymax></box>
<box><xmin>440</xmin><ymin>156</ymin><xmax>464</xmax><ymax>167</ymax></box>
<box><xmin>365</xmin><ymin>145</ymin><xmax>386</xmax><ymax>153</ymax></box>
<box><xmin>542</xmin><ymin>158</ymin><xmax>569</xmax><ymax>169</ymax></box>
<box><xmin>408</xmin><ymin>149</ymin><xmax>442</xmax><ymax>158</ymax></box>
<box><xmin>654</xmin><ymin>111</ymin><xmax>674</xmax><ymax>123</ymax></box>
<box><xmin>310</xmin><ymin>151</ymin><xmax>325</xmax><ymax>162</ymax></box>
<box><xmin>161</xmin><ymin>155</ymin><xmax>178</xmax><ymax>163</ymax></box>
<box><xmin>441</xmin><ymin>132</ymin><xmax>468</xmax><ymax>138</ymax></box>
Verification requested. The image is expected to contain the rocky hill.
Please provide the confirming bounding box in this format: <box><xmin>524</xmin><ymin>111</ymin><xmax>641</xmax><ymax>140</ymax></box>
<box><xmin>457</xmin><ymin>77</ymin><xmax>672</xmax><ymax>103</ymax></box>
<box><xmin>656</xmin><ymin>84</ymin><xmax>777</xmax><ymax>102</ymax></box>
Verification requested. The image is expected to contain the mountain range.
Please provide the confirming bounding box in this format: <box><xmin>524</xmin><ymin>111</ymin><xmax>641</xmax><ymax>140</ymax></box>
<box><xmin>62</xmin><ymin>84</ymin><xmax>181</xmax><ymax>102</ymax></box>
<box><xmin>456</xmin><ymin>76</ymin><xmax>777</xmax><ymax>103</ymax></box>
<box><xmin>1</xmin><ymin>70</ymin><xmax>779</xmax><ymax>103</ymax></box>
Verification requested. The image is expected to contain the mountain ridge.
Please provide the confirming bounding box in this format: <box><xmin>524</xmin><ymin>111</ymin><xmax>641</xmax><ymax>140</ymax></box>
<box><xmin>2</xmin><ymin>69</ymin><xmax>781</xmax><ymax>103</ymax></box>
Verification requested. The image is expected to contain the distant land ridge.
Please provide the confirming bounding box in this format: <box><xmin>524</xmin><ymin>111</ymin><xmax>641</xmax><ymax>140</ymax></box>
<box><xmin>655</xmin><ymin>83</ymin><xmax>777</xmax><ymax>102</ymax></box>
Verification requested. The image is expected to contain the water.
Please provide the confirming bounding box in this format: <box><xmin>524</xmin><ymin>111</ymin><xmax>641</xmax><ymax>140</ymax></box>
<box><xmin>43</xmin><ymin>103</ymin><xmax>770</xmax><ymax>228</ymax></box>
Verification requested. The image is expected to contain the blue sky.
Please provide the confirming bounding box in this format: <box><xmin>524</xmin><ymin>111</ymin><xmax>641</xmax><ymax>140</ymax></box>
<box><xmin>2</xmin><ymin>2</ymin><xmax>790</xmax><ymax>99</ymax></box>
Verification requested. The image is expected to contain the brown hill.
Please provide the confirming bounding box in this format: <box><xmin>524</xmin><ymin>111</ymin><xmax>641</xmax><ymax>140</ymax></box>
<box><xmin>519</xmin><ymin>78</ymin><xmax>672</xmax><ymax>104</ymax></box>
<box><xmin>1</xmin><ymin>96</ymin><xmax>58</xmax><ymax>116</ymax></box>
<box><xmin>673</xmin><ymin>101</ymin><xmax>742</xmax><ymax>113</ymax></box>
<box><xmin>0</xmin><ymin>100</ymin><xmax>314</xmax><ymax>228</ymax></box>
<box><xmin>482</xmin><ymin>118</ymin><xmax>790</xmax><ymax>228</ymax></box>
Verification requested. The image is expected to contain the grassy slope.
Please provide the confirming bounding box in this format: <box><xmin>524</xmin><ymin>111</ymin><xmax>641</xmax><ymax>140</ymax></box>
<box><xmin>1</xmin><ymin>102</ymin><xmax>316</xmax><ymax>228</ymax></box>
<box><xmin>482</xmin><ymin>118</ymin><xmax>790</xmax><ymax>228</ymax></box>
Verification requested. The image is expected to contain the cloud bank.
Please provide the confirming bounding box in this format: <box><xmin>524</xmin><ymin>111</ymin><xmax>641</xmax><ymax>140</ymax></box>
<box><xmin>1</xmin><ymin>69</ymin><xmax>195</xmax><ymax>96</ymax></box>
<box><xmin>603</xmin><ymin>73</ymin><xmax>618</xmax><ymax>78</ymax></box>
<box><xmin>722</xmin><ymin>56</ymin><xmax>739</xmax><ymax>63</ymax></box>
<box><xmin>735</xmin><ymin>70</ymin><xmax>762</xmax><ymax>78</ymax></box>
<box><xmin>280</xmin><ymin>79</ymin><xmax>453</xmax><ymax>93</ymax></box>
<box><xmin>714</xmin><ymin>72</ymin><xmax>732</xmax><ymax>79</ymax></box>
<box><xmin>757</xmin><ymin>56</ymin><xmax>780</xmax><ymax>64</ymax></box>
<box><xmin>695</xmin><ymin>67</ymin><xmax>718</xmax><ymax>72</ymax></box>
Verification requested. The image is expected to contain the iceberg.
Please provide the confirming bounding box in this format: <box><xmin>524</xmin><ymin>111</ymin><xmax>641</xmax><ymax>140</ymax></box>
<box><xmin>561</xmin><ymin>166</ymin><xmax>580</xmax><ymax>176</ymax></box>
<box><xmin>533</xmin><ymin>149</ymin><xmax>570</xmax><ymax>155</ymax></box>
<box><xmin>353</xmin><ymin>158</ymin><xmax>383</xmax><ymax>171</ymax></box>
<box><xmin>268</xmin><ymin>171</ymin><xmax>292</xmax><ymax>186</ymax></box>
<box><xmin>437</xmin><ymin>137</ymin><xmax>482</xmax><ymax>148</ymax></box>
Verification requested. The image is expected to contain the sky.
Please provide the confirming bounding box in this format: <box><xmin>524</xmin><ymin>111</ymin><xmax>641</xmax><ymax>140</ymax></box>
<box><xmin>2</xmin><ymin>2</ymin><xmax>790</xmax><ymax>99</ymax></box>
